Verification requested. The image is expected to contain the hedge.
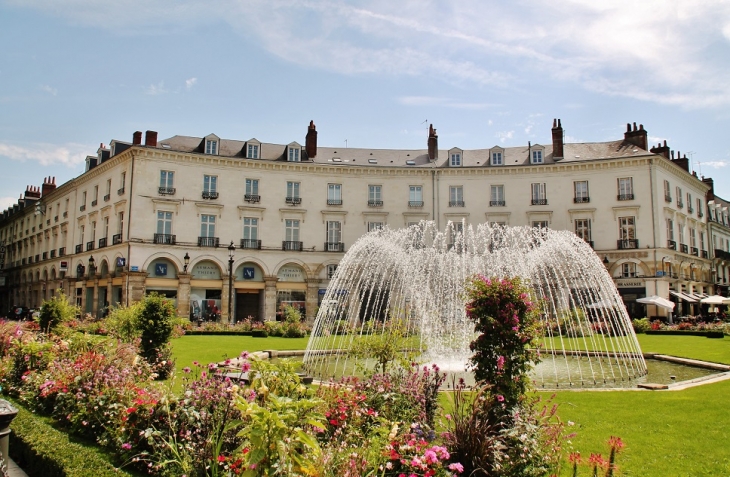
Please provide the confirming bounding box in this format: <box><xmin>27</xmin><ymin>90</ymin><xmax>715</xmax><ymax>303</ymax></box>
<box><xmin>7</xmin><ymin>400</ymin><xmax>139</xmax><ymax>477</ymax></box>
<box><xmin>645</xmin><ymin>330</ymin><xmax>725</xmax><ymax>338</ymax></box>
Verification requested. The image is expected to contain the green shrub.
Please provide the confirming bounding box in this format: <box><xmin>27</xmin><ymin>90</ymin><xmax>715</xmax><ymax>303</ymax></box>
<box><xmin>137</xmin><ymin>293</ymin><xmax>176</xmax><ymax>379</ymax></box>
<box><xmin>104</xmin><ymin>302</ymin><xmax>142</xmax><ymax>342</ymax></box>
<box><xmin>632</xmin><ymin>317</ymin><xmax>651</xmax><ymax>333</ymax></box>
<box><xmin>37</xmin><ymin>290</ymin><xmax>79</xmax><ymax>333</ymax></box>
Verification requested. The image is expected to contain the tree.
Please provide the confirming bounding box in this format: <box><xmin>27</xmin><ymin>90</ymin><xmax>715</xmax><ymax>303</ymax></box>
<box><xmin>37</xmin><ymin>290</ymin><xmax>79</xmax><ymax>333</ymax></box>
<box><xmin>137</xmin><ymin>293</ymin><xmax>176</xmax><ymax>379</ymax></box>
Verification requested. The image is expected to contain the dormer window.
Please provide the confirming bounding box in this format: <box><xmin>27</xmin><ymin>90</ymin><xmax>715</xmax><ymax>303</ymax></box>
<box><xmin>248</xmin><ymin>144</ymin><xmax>259</xmax><ymax>159</ymax></box>
<box><xmin>490</xmin><ymin>147</ymin><xmax>505</xmax><ymax>166</ymax></box>
<box><xmin>531</xmin><ymin>147</ymin><xmax>544</xmax><ymax>164</ymax></box>
<box><xmin>206</xmin><ymin>140</ymin><xmax>217</xmax><ymax>155</ymax></box>
<box><xmin>449</xmin><ymin>148</ymin><xmax>463</xmax><ymax>167</ymax></box>
<box><xmin>287</xmin><ymin>143</ymin><xmax>301</xmax><ymax>162</ymax></box>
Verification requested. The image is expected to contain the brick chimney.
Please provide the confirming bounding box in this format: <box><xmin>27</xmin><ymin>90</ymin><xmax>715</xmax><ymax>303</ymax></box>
<box><xmin>427</xmin><ymin>124</ymin><xmax>438</xmax><ymax>161</ymax></box>
<box><xmin>624</xmin><ymin>122</ymin><xmax>648</xmax><ymax>150</ymax></box>
<box><xmin>41</xmin><ymin>176</ymin><xmax>56</xmax><ymax>197</ymax></box>
<box><xmin>133</xmin><ymin>131</ymin><xmax>143</xmax><ymax>145</ymax></box>
<box><xmin>672</xmin><ymin>150</ymin><xmax>690</xmax><ymax>172</ymax></box>
<box><xmin>145</xmin><ymin>130</ymin><xmax>158</xmax><ymax>147</ymax></box>
<box><xmin>24</xmin><ymin>185</ymin><xmax>41</xmax><ymax>200</ymax></box>
<box><xmin>551</xmin><ymin>118</ymin><xmax>564</xmax><ymax>160</ymax></box>
<box><xmin>650</xmin><ymin>140</ymin><xmax>670</xmax><ymax>159</ymax></box>
<box><xmin>305</xmin><ymin>120</ymin><xmax>317</xmax><ymax>158</ymax></box>
<box><xmin>703</xmin><ymin>177</ymin><xmax>715</xmax><ymax>201</ymax></box>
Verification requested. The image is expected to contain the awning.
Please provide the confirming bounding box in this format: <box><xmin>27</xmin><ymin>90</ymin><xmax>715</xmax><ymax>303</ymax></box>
<box><xmin>669</xmin><ymin>291</ymin><xmax>697</xmax><ymax>303</ymax></box>
<box><xmin>636</xmin><ymin>295</ymin><xmax>675</xmax><ymax>311</ymax></box>
<box><xmin>688</xmin><ymin>293</ymin><xmax>705</xmax><ymax>301</ymax></box>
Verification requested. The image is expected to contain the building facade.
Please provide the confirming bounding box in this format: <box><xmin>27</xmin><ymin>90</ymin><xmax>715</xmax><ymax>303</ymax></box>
<box><xmin>0</xmin><ymin>120</ymin><xmax>722</xmax><ymax>321</ymax></box>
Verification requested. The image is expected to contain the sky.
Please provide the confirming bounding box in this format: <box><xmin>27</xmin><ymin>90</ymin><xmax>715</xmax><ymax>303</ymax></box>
<box><xmin>1</xmin><ymin>0</ymin><xmax>730</xmax><ymax>211</ymax></box>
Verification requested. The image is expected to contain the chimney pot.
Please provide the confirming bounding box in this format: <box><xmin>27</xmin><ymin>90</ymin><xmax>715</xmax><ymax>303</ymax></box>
<box><xmin>551</xmin><ymin>118</ymin><xmax>564</xmax><ymax>159</ymax></box>
<box><xmin>626</xmin><ymin>123</ymin><xmax>631</xmax><ymax>132</ymax></box>
<box><xmin>427</xmin><ymin>124</ymin><xmax>438</xmax><ymax>161</ymax></box>
<box><xmin>624</xmin><ymin>120</ymin><xmax>648</xmax><ymax>150</ymax></box>
<box><xmin>133</xmin><ymin>131</ymin><xmax>142</xmax><ymax>145</ymax></box>
<box><xmin>305</xmin><ymin>120</ymin><xmax>318</xmax><ymax>158</ymax></box>
<box><xmin>145</xmin><ymin>130</ymin><xmax>158</xmax><ymax>147</ymax></box>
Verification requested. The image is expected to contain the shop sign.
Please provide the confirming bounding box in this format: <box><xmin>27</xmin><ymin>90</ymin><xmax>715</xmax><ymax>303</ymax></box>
<box><xmin>192</xmin><ymin>262</ymin><xmax>221</xmax><ymax>279</ymax></box>
<box><xmin>243</xmin><ymin>267</ymin><xmax>255</xmax><ymax>279</ymax></box>
<box><xmin>277</xmin><ymin>265</ymin><xmax>304</xmax><ymax>281</ymax></box>
<box><xmin>615</xmin><ymin>279</ymin><xmax>644</xmax><ymax>288</ymax></box>
<box><xmin>155</xmin><ymin>263</ymin><xmax>168</xmax><ymax>276</ymax></box>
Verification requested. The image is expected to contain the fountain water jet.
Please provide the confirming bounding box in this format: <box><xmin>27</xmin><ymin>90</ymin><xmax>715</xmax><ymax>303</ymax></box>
<box><xmin>303</xmin><ymin>221</ymin><xmax>647</xmax><ymax>388</ymax></box>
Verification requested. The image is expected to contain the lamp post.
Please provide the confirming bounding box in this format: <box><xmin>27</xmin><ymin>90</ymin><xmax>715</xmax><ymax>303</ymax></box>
<box><xmin>88</xmin><ymin>255</ymin><xmax>96</xmax><ymax>276</ymax></box>
<box><xmin>228</xmin><ymin>242</ymin><xmax>235</xmax><ymax>324</ymax></box>
<box><xmin>183</xmin><ymin>252</ymin><xmax>190</xmax><ymax>273</ymax></box>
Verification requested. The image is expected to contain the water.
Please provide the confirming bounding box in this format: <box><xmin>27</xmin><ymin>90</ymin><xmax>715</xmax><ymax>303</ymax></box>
<box><xmin>304</xmin><ymin>221</ymin><xmax>647</xmax><ymax>386</ymax></box>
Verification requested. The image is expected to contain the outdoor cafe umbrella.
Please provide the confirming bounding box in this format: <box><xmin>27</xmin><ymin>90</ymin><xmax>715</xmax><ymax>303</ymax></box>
<box><xmin>636</xmin><ymin>295</ymin><xmax>675</xmax><ymax>311</ymax></box>
<box><xmin>585</xmin><ymin>299</ymin><xmax>616</xmax><ymax>309</ymax></box>
<box><xmin>700</xmin><ymin>295</ymin><xmax>726</xmax><ymax>305</ymax></box>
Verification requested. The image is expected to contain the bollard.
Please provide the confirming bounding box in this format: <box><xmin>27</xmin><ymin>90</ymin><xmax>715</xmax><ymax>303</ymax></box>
<box><xmin>0</xmin><ymin>400</ymin><xmax>18</xmax><ymax>466</ymax></box>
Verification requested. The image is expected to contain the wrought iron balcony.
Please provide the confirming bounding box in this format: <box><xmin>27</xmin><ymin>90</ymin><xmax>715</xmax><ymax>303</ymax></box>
<box><xmin>324</xmin><ymin>242</ymin><xmax>345</xmax><ymax>252</ymax></box>
<box><xmin>58</xmin><ymin>247</ymin><xmax>65</xmax><ymax>257</ymax></box>
<box><xmin>240</xmin><ymin>239</ymin><xmax>262</xmax><ymax>250</ymax></box>
<box><xmin>680</xmin><ymin>244</ymin><xmax>688</xmax><ymax>254</ymax></box>
<box><xmin>159</xmin><ymin>187</ymin><xmax>176</xmax><ymax>195</ymax></box>
<box><xmin>154</xmin><ymin>234</ymin><xmax>176</xmax><ymax>245</ymax></box>
<box><xmin>449</xmin><ymin>200</ymin><xmax>465</xmax><ymax>207</ymax></box>
<box><xmin>531</xmin><ymin>199</ymin><xmax>548</xmax><ymax>205</ymax></box>
<box><xmin>490</xmin><ymin>200</ymin><xmax>506</xmax><ymax>207</ymax></box>
<box><xmin>665</xmin><ymin>195</ymin><xmax>672</xmax><ymax>203</ymax></box>
<box><xmin>667</xmin><ymin>240</ymin><xmax>676</xmax><ymax>250</ymax></box>
<box><xmin>113</xmin><ymin>234</ymin><xmax>122</xmax><ymax>245</ymax></box>
<box><xmin>327</xmin><ymin>199</ymin><xmax>343</xmax><ymax>206</ymax></box>
<box><xmin>617</xmin><ymin>194</ymin><xmax>634</xmax><ymax>201</ymax></box>
<box><xmin>42</xmin><ymin>252</ymin><xmax>47</xmax><ymax>260</ymax></box>
<box><xmin>75</xmin><ymin>244</ymin><xmax>82</xmax><ymax>254</ymax></box>
<box><xmin>104</xmin><ymin>194</ymin><xmax>110</xmax><ymax>202</ymax></box>
<box><xmin>98</xmin><ymin>237</ymin><xmax>107</xmax><ymax>248</ymax></box>
<box><xmin>86</xmin><ymin>241</ymin><xmax>94</xmax><ymax>251</ymax></box>
<box><xmin>691</xmin><ymin>247</ymin><xmax>699</xmax><ymax>256</ymax></box>
<box><xmin>408</xmin><ymin>200</ymin><xmax>424</xmax><ymax>208</ymax></box>
<box><xmin>282</xmin><ymin>241</ymin><xmax>303</xmax><ymax>251</ymax></box>
<box><xmin>79</xmin><ymin>205</ymin><xmax>86</xmax><ymax>212</ymax></box>
<box><xmin>285</xmin><ymin>197</ymin><xmax>301</xmax><ymax>205</ymax></box>
<box><xmin>118</xmin><ymin>187</ymin><xmax>125</xmax><ymax>195</ymax></box>
<box><xmin>46</xmin><ymin>219</ymin><xmax>50</xmax><ymax>225</ymax></box>
<box><xmin>198</xmin><ymin>236</ymin><xmax>219</xmax><ymax>247</ymax></box>
<box><xmin>688</xmin><ymin>206</ymin><xmax>694</xmax><ymax>214</ymax></box>
<box><xmin>698</xmin><ymin>211</ymin><xmax>704</xmax><ymax>218</ymax></box>
<box><xmin>35</xmin><ymin>254</ymin><xmax>40</xmax><ymax>263</ymax></box>
<box><xmin>202</xmin><ymin>191</ymin><xmax>219</xmax><ymax>200</ymax></box>
<box><xmin>367</xmin><ymin>200</ymin><xmax>383</xmax><ymax>207</ymax></box>
<box><xmin>617</xmin><ymin>239</ymin><xmax>639</xmax><ymax>249</ymax></box>
<box><xmin>244</xmin><ymin>194</ymin><xmax>261</xmax><ymax>203</ymax></box>
<box><xmin>574</xmin><ymin>196</ymin><xmax>590</xmax><ymax>203</ymax></box>
<box><xmin>54</xmin><ymin>215</ymin><xmax>58</xmax><ymax>222</ymax></box>
<box><xmin>50</xmin><ymin>250</ymin><xmax>56</xmax><ymax>258</ymax></box>
<box><xmin>715</xmin><ymin>249</ymin><xmax>730</xmax><ymax>261</ymax></box>
<box><xmin>677</xmin><ymin>201</ymin><xmax>684</xmax><ymax>209</ymax></box>
<box><xmin>63</xmin><ymin>211</ymin><xmax>68</xmax><ymax>218</ymax></box>
<box><xmin>91</xmin><ymin>199</ymin><xmax>97</xmax><ymax>207</ymax></box>
<box><xmin>702</xmin><ymin>250</ymin><xmax>709</xmax><ymax>258</ymax></box>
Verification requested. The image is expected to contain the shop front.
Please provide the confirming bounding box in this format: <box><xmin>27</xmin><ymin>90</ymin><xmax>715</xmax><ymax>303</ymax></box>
<box><xmin>190</xmin><ymin>260</ymin><xmax>223</xmax><ymax>322</ymax></box>
<box><xmin>234</xmin><ymin>262</ymin><xmax>265</xmax><ymax>322</ymax></box>
<box><xmin>616</xmin><ymin>278</ymin><xmax>646</xmax><ymax>319</ymax></box>
<box><xmin>276</xmin><ymin>264</ymin><xmax>307</xmax><ymax>321</ymax></box>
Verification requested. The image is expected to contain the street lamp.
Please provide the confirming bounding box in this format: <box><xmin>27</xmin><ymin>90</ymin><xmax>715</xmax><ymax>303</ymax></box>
<box><xmin>228</xmin><ymin>241</ymin><xmax>235</xmax><ymax>324</ymax></box>
<box><xmin>183</xmin><ymin>252</ymin><xmax>190</xmax><ymax>273</ymax></box>
<box><xmin>88</xmin><ymin>255</ymin><xmax>96</xmax><ymax>276</ymax></box>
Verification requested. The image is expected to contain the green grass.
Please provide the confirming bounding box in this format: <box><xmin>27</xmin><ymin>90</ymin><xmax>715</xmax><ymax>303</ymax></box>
<box><xmin>171</xmin><ymin>335</ymin><xmax>310</xmax><ymax>369</ymax></box>
<box><xmin>636</xmin><ymin>334</ymin><xmax>730</xmax><ymax>364</ymax></box>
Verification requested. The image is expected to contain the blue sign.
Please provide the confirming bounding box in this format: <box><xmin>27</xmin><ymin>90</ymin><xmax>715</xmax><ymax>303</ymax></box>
<box><xmin>243</xmin><ymin>267</ymin><xmax>255</xmax><ymax>279</ymax></box>
<box><xmin>116</xmin><ymin>257</ymin><xmax>126</xmax><ymax>268</ymax></box>
<box><xmin>155</xmin><ymin>263</ymin><xmax>168</xmax><ymax>276</ymax></box>
<box><xmin>130</xmin><ymin>266</ymin><xmax>139</xmax><ymax>272</ymax></box>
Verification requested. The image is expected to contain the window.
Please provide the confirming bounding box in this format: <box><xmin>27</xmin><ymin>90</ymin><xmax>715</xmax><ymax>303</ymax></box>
<box><xmin>449</xmin><ymin>186</ymin><xmax>464</xmax><ymax>207</ymax></box>
<box><xmin>664</xmin><ymin>180</ymin><xmax>671</xmax><ymax>202</ymax></box>
<box><xmin>531</xmin><ymin>150</ymin><xmax>543</xmax><ymax>164</ymax></box>
<box><xmin>700</xmin><ymin>231</ymin><xmax>706</xmax><ymax>251</ymax></box>
<box><xmin>619</xmin><ymin>216</ymin><xmax>636</xmax><ymax>240</ymax></box>
<box><xmin>450</xmin><ymin>152</ymin><xmax>461</xmax><ymax>167</ymax></box>
<box><xmin>687</xmin><ymin>192</ymin><xmax>692</xmax><ymax>211</ymax></box>
<box><xmin>203</xmin><ymin>175</ymin><xmax>218</xmax><ymax>199</ymax></box>
<box><xmin>157</xmin><ymin>211</ymin><xmax>172</xmax><ymax>235</ymax></box>
<box><xmin>105</xmin><ymin>179</ymin><xmax>112</xmax><ymax>197</ymax></box>
<box><xmin>82</xmin><ymin>191</ymin><xmax>87</xmax><ymax>207</ymax></box>
<box><xmin>490</xmin><ymin>185</ymin><xmax>505</xmax><ymax>206</ymax></box>
<box><xmin>288</xmin><ymin>147</ymin><xmax>300</xmax><ymax>162</ymax></box>
<box><xmin>117</xmin><ymin>212</ymin><xmax>124</xmax><ymax>236</ymax></box>
<box><xmin>690</xmin><ymin>227</ymin><xmax>697</xmax><ymax>248</ymax></box>
<box><xmin>666</xmin><ymin>218</ymin><xmax>675</xmax><ymax>242</ymax></box>
<box><xmin>247</xmin><ymin>144</ymin><xmax>259</xmax><ymax>159</ymax></box>
<box><xmin>160</xmin><ymin>170</ymin><xmax>175</xmax><ymax>194</ymax></box>
<box><xmin>119</xmin><ymin>171</ymin><xmax>126</xmax><ymax>193</ymax></box>
<box><xmin>327</xmin><ymin>184</ymin><xmax>342</xmax><ymax>205</ymax></box>
<box><xmin>368</xmin><ymin>185</ymin><xmax>382</xmax><ymax>206</ymax></box>
<box><xmin>245</xmin><ymin>179</ymin><xmax>259</xmax><ymax>201</ymax></box>
<box><xmin>326</xmin><ymin>264</ymin><xmax>338</xmax><ymax>279</ymax></box>
<box><xmin>698</xmin><ymin>198</ymin><xmax>704</xmax><ymax>217</ymax></box>
<box><xmin>532</xmin><ymin>221</ymin><xmax>548</xmax><ymax>229</ymax></box>
<box><xmin>93</xmin><ymin>185</ymin><xmax>98</xmax><ymax>202</ymax></box>
<box><xmin>243</xmin><ymin>217</ymin><xmax>258</xmax><ymax>240</ymax></box>
<box><xmin>326</xmin><ymin>221</ymin><xmax>342</xmax><ymax>244</ymax></box>
<box><xmin>205</xmin><ymin>139</ymin><xmax>218</xmax><ymax>155</ymax></box>
<box><xmin>574</xmin><ymin>181</ymin><xmax>589</xmax><ymax>203</ymax></box>
<box><xmin>617</xmin><ymin>177</ymin><xmax>633</xmax><ymax>200</ymax></box>
<box><xmin>285</xmin><ymin>219</ymin><xmax>300</xmax><ymax>241</ymax></box>
<box><xmin>676</xmin><ymin>186</ymin><xmax>683</xmax><ymax>207</ymax></box>
<box><xmin>575</xmin><ymin>219</ymin><xmax>592</xmax><ymax>243</ymax></box>
<box><xmin>531</xmin><ymin>183</ymin><xmax>547</xmax><ymax>205</ymax></box>
<box><xmin>409</xmin><ymin>186</ymin><xmax>423</xmax><ymax>206</ymax></box>
<box><xmin>491</xmin><ymin>152</ymin><xmax>503</xmax><ymax>166</ymax></box>
<box><xmin>368</xmin><ymin>222</ymin><xmax>384</xmax><ymax>232</ymax></box>
<box><xmin>621</xmin><ymin>262</ymin><xmax>637</xmax><ymax>278</ymax></box>
<box><xmin>200</xmin><ymin>215</ymin><xmax>216</xmax><ymax>237</ymax></box>
<box><xmin>103</xmin><ymin>216</ymin><xmax>109</xmax><ymax>239</ymax></box>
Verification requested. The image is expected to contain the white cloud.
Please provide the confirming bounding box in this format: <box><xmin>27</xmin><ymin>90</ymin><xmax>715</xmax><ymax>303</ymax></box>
<box><xmin>700</xmin><ymin>161</ymin><xmax>729</xmax><ymax>169</ymax></box>
<box><xmin>496</xmin><ymin>131</ymin><xmax>514</xmax><ymax>143</ymax></box>
<box><xmin>40</xmin><ymin>84</ymin><xmax>57</xmax><ymax>96</ymax></box>
<box><xmin>145</xmin><ymin>81</ymin><xmax>167</xmax><ymax>95</ymax></box>
<box><xmin>185</xmin><ymin>77</ymin><xmax>197</xmax><ymax>90</ymax></box>
<box><xmin>0</xmin><ymin>141</ymin><xmax>90</xmax><ymax>167</ymax></box>
<box><xmin>487</xmin><ymin>120</ymin><xmax>493</xmax><ymax>126</ymax></box>
<box><xmin>397</xmin><ymin>96</ymin><xmax>495</xmax><ymax>110</ymax></box>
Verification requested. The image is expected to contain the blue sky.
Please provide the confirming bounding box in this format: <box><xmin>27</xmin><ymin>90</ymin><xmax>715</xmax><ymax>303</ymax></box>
<box><xmin>2</xmin><ymin>0</ymin><xmax>730</xmax><ymax>210</ymax></box>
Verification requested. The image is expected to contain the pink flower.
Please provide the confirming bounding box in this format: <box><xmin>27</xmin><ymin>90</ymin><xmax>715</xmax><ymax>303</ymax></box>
<box><xmin>240</xmin><ymin>351</ymin><xmax>249</xmax><ymax>359</ymax></box>
<box><xmin>448</xmin><ymin>462</ymin><xmax>464</xmax><ymax>473</ymax></box>
<box><xmin>241</xmin><ymin>362</ymin><xmax>251</xmax><ymax>372</ymax></box>
<box><xmin>121</xmin><ymin>443</ymin><xmax>132</xmax><ymax>450</ymax></box>
<box><xmin>496</xmin><ymin>394</ymin><xmax>504</xmax><ymax>402</ymax></box>
<box><xmin>496</xmin><ymin>356</ymin><xmax>505</xmax><ymax>370</ymax></box>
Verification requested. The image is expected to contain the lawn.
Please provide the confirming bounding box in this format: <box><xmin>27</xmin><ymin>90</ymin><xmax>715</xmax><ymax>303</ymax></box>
<box><xmin>170</xmin><ymin>333</ymin><xmax>730</xmax><ymax>476</ymax></box>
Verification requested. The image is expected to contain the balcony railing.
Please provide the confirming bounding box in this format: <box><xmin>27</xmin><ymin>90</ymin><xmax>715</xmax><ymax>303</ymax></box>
<box><xmin>118</xmin><ymin>187</ymin><xmax>125</xmax><ymax>195</ymax></box>
<box><xmin>617</xmin><ymin>194</ymin><xmax>634</xmax><ymax>201</ymax></box>
<box><xmin>691</xmin><ymin>247</ymin><xmax>699</xmax><ymax>256</ymax></box>
<box><xmin>75</xmin><ymin>244</ymin><xmax>82</xmax><ymax>254</ymax></box>
<box><xmin>677</xmin><ymin>201</ymin><xmax>684</xmax><ymax>209</ymax></box>
<box><xmin>59</xmin><ymin>247</ymin><xmax>65</xmax><ymax>257</ymax></box>
<box><xmin>574</xmin><ymin>196</ymin><xmax>590</xmax><ymax>203</ymax></box>
<box><xmin>324</xmin><ymin>242</ymin><xmax>345</xmax><ymax>252</ymax></box>
<box><xmin>50</xmin><ymin>249</ymin><xmax>56</xmax><ymax>258</ymax></box>
<box><xmin>667</xmin><ymin>240</ymin><xmax>676</xmax><ymax>250</ymax></box>
<box><xmin>79</xmin><ymin>205</ymin><xmax>86</xmax><ymax>212</ymax></box>
<box><xmin>285</xmin><ymin>197</ymin><xmax>301</xmax><ymax>205</ymax></box>
<box><xmin>490</xmin><ymin>200</ymin><xmax>506</xmax><ymax>207</ymax></box>
<box><xmin>21</xmin><ymin>258</ymin><xmax>26</xmax><ymax>265</ymax></box>
<box><xmin>113</xmin><ymin>234</ymin><xmax>122</xmax><ymax>245</ymax></box>
<box><xmin>86</xmin><ymin>241</ymin><xmax>94</xmax><ymax>251</ymax></box>
<box><xmin>680</xmin><ymin>244</ymin><xmax>688</xmax><ymax>254</ymax></box>
<box><xmin>154</xmin><ymin>234</ymin><xmax>176</xmax><ymax>245</ymax></box>
<box><xmin>54</xmin><ymin>215</ymin><xmax>58</xmax><ymax>222</ymax></box>
<box><xmin>449</xmin><ymin>200</ymin><xmax>465</xmax><ymax>207</ymax></box>
<box><xmin>688</xmin><ymin>206</ymin><xmax>694</xmax><ymax>214</ymax></box>
<box><xmin>240</xmin><ymin>239</ymin><xmax>262</xmax><ymax>250</ymax></box>
<box><xmin>618</xmin><ymin>239</ymin><xmax>639</xmax><ymax>249</ymax></box>
<box><xmin>159</xmin><ymin>187</ymin><xmax>176</xmax><ymax>195</ymax></box>
<box><xmin>698</xmin><ymin>211</ymin><xmax>704</xmax><ymax>218</ymax></box>
<box><xmin>202</xmin><ymin>191</ymin><xmax>219</xmax><ymax>200</ymax></box>
<box><xmin>702</xmin><ymin>250</ymin><xmax>709</xmax><ymax>258</ymax></box>
<box><xmin>42</xmin><ymin>252</ymin><xmax>47</xmax><ymax>260</ymax></box>
<box><xmin>91</xmin><ymin>199</ymin><xmax>97</xmax><ymax>207</ymax></box>
<box><xmin>367</xmin><ymin>200</ymin><xmax>383</xmax><ymax>207</ymax></box>
<box><xmin>408</xmin><ymin>200</ymin><xmax>424</xmax><ymax>208</ymax></box>
<box><xmin>104</xmin><ymin>194</ymin><xmax>110</xmax><ymax>202</ymax></box>
<box><xmin>531</xmin><ymin>199</ymin><xmax>548</xmax><ymax>205</ymax></box>
<box><xmin>715</xmin><ymin>249</ymin><xmax>730</xmax><ymax>261</ymax></box>
<box><xmin>282</xmin><ymin>241</ymin><xmax>303</xmax><ymax>251</ymax></box>
<box><xmin>327</xmin><ymin>199</ymin><xmax>343</xmax><ymax>206</ymax></box>
<box><xmin>35</xmin><ymin>254</ymin><xmax>40</xmax><ymax>262</ymax></box>
<box><xmin>98</xmin><ymin>237</ymin><xmax>107</xmax><ymax>248</ymax></box>
<box><xmin>198</xmin><ymin>237</ymin><xmax>220</xmax><ymax>247</ymax></box>
<box><xmin>63</xmin><ymin>211</ymin><xmax>68</xmax><ymax>218</ymax></box>
<box><xmin>46</xmin><ymin>219</ymin><xmax>50</xmax><ymax>225</ymax></box>
<box><xmin>665</xmin><ymin>195</ymin><xmax>672</xmax><ymax>203</ymax></box>
<box><xmin>244</xmin><ymin>194</ymin><xmax>261</xmax><ymax>203</ymax></box>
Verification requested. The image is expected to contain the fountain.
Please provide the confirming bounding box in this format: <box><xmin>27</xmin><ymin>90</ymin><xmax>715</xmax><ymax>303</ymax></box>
<box><xmin>303</xmin><ymin>221</ymin><xmax>647</xmax><ymax>388</ymax></box>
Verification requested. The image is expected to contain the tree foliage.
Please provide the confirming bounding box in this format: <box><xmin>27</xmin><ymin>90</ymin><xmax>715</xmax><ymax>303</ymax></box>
<box><xmin>37</xmin><ymin>290</ymin><xmax>79</xmax><ymax>333</ymax></box>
